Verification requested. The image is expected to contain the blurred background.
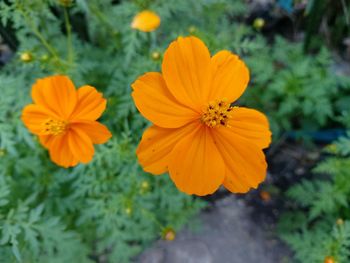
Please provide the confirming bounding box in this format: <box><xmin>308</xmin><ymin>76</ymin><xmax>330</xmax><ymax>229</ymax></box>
<box><xmin>1</xmin><ymin>0</ymin><xmax>350</xmax><ymax>262</ymax></box>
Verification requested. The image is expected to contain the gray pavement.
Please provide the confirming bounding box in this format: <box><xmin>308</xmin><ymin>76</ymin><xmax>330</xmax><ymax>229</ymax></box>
<box><xmin>138</xmin><ymin>196</ymin><xmax>290</xmax><ymax>263</ymax></box>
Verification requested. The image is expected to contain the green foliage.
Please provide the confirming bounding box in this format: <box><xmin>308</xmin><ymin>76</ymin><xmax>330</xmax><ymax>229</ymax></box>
<box><xmin>304</xmin><ymin>0</ymin><xmax>350</xmax><ymax>51</ymax></box>
<box><xmin>0</xmin><ymin>0</ymin><xmax>271</xmax><ymax>262</ymax></box>
<box><xmin>242</xmin><ymin>36</ymin><xmax>350</xmax><ymax>136</ymax></box>
<box><xmin>1</xmin><ymin>0</ymin><xmax>350</xmax><ymax>262</ymax></box>
<box><xmin>279</xmin><ymin>135</ymin><xmax>350</xmax><ymax>263</ymax></box>
<box><xmin>0</xmin><ymin>0</ymin><xmax>233</xmax><ymax>262</ymax></box>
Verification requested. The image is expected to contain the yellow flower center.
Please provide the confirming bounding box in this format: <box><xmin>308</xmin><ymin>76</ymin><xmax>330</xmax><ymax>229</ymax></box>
<box><xmin>201</xmin><ymin>99</ymin><xmax>234</xmax><ymax>128</ymax></box>
<box><xmin>43</xmin><ymin>119</ymin><xmax>68</xmax><ymax>135</ymax></box>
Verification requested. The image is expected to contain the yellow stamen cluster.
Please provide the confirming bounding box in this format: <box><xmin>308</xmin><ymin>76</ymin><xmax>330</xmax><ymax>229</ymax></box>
<box><xmin>43</xmin><ymin>119</ymin><xmax>68</xmax><ymax>135</ymax></box>
<box><xmin>201</xmin><ymin>99</ymin><xmax>234</xmax><ymax>128</ymax></box>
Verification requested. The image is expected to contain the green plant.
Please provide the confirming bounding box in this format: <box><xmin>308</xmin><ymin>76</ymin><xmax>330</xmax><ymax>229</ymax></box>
<box><xmin>2</xmin><ymin>0</ymin><xmax>350</xmax><ymax>261</ymax></box>
<box><xmin>242</xmin><ymin>36</ymin><xmax>350</xmax><ymax>136</ymax></box>
<box><xmin>303</xmin><ymin>0</ymin><xmax>350</xmax><ymax>51</ymax></box>
<box><xmin>278</xmin><ymin>134</ymin><xmax>350</xmax><ymax>263</ymax></box>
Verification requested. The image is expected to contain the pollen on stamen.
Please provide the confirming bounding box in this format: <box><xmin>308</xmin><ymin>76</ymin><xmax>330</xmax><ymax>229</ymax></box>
<box><xmin>43</xmin><ymin>119</ymin><xmax>68</xmax><ymax>135</ymax></box>
<box><xmin>201</xmin><ymin>99</ymin><xmax>236</xmax><ymax>128</ymax></box>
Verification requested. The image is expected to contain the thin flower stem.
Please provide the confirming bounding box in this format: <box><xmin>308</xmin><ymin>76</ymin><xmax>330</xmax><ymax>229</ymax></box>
<box><xmin>88</xmin><ymin>3</ymin><xmax>117</xmax><ymax>35</ymax></box>
<box><xmin>141</xmin><ymin>208</ymin><xmax>163</xmax><ymax>229</ymax></box>
<box><xmin>19</xmin><ymin>8</ymin><xmax>64</xmax><ymax>69</ymax></box>
<box><xmin>63</xmin><ymin>7</ymin><xmax>74</xmax><ymax>64</ymax></box>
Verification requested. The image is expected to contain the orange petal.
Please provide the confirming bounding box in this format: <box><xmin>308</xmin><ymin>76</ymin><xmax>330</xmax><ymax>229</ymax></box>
<box><xmin>21</xmin><ymin>104</ymin><xmax>58</xmax><ymax>135</ymax></box>
<box><xmin>48</xmin><ymin>134</ymin><xmax>79</xmax><ymax>168</ymax></box>
<box><xmin>212</xmin><ymin>127</ymin><xmax>268</xmax><ymax>193</ymax></box>
<box><xmin>70</xmin><ymin>85</ymin><xmax>106</xmax><ymax>121</ymax></box>
<box><xmin>32</xmin><ymin>75</ymin><xmax>77</xmax><ymax>119</ymax></box>
<box><xmin>228</xmin><ymin>107</ymin><xmax>271</xmax><ymax>149</ymax></box>
<box><xmin>132</xmin><ymin>72</ymin><xmax>199</xmax><ymax>128</ymax></box>
<box><xmin>70</xmin><ymin>120</ymin><xmax>112</xmax><ymax>144</ymax></box>
<box><xmin>136</xmin><ymin>122</ymin><xmax>199</xmax><ymax>175</ymax></box>
<box><xmin>131</xmin><ymin>10</ymin><xmax>161</xmax><ymax>32</ymax></box>
<box><xmin>168</xmin><ymin>126</ymin><xmax>225</xmax><ymax>196</ymax></box>
<box><xmin>39</xmin><ymin>135</ymin><xmax>54</xmax><ymax>149</ymax></box>
<box><xmin>68</xmin><ymin>127</ymin><xmax>94</xmax><ymax>164</ymax></box>
<box><xmin>162</xmin><ymin>36</ymin><xmax>212</xmax><ymax>108</ymax></box>
<box><xmin>210</xmin><ymin>50</ymin><xmax>249</xmax><ymax>102</ymax></box>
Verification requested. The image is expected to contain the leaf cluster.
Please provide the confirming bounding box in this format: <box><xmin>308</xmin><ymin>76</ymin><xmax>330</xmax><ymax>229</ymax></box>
<box><xmin>279</xmin><ymin>135</ymin><xmax>350</xmax><ymax>263</ymax></box>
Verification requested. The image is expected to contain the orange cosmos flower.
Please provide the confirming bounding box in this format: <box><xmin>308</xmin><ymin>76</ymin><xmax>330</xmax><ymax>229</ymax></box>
<box><xmin>131</xmin><ymin>10</ymin><xmax>161</xmax><ymax>32</ymax></box>
<box><xmin>132</xmin><ymin>36</ymin><xmax>272</xmax><ymax>196</ymax></box>
<box><xmin>21</xmin><ymin>75</ymin><xmax>112</xmax><ymax>168</ymax></box>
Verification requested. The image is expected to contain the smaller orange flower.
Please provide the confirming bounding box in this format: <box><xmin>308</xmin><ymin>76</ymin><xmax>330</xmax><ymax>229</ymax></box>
<box><xmin>131</xmin><ymin>10</ymin><xmax>160</xmax><ymax>32</ymax></box>
<box><xmin>21</xmin><ymin>75</ymin><xmax>112</xmax><ymax>168</ymax></box>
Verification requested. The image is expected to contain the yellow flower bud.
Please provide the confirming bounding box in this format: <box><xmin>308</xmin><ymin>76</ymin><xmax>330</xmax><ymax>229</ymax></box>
<box><xmin>253</xmin><ymin>18</ymin><xmax>265</xmax><ymax>30</ymax></box>
<box><xmin>336</xmin><ymin>218</ymin><xmax>344</xmax><ymax>226</ymax></box>
<box><xmin>58</xmin><ymin>0</ymin><xmax>73</xmax><ymax>7</ymax></box>
<box><xmin>125</xmin><ymin>207</ymin><xmax>132</xmax><ymax>215</ymax></box>
<box><xmin>162</xmin><ymin>227</ymin><xmax>176</xmax><ymax>241</ymax></box>
<box><xmin>20</xmin><ymin>52</ymin><xmax>33</xmax><ymax>63</ymax></box>
<box><xmin>324</xmin><ymin>256</ymin><xmax>336</xmax><ymax>263</ymax></box>
<box><xmin>188</xmin><ymin>26</ymin><xmax>197</xmax><ymax>34</ymax></box>
<box><xmin>41</xmin><ymin>54</ymin><xmax>49</xmax><ymax>62</ymax></box>
<box><xmin>141</xmin><ymin>181</ymin><xmax>149</xmax><ymax>190</ymax></box>
<box><xmin>151</xmin><ymin>51</ymin><xmax>161</xmax><ymax>61</ymax></box>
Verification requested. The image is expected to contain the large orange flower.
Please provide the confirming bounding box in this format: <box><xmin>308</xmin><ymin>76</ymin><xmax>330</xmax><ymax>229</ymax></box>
<box><xmin>21</xmin><ymin>75</ymin><xmax>112</xmax><ymax>168</ymax></box>
<box><xmin>132</xmin><ymin>36</ymin><xmax>272</xmax><ymax>196</ymax></box>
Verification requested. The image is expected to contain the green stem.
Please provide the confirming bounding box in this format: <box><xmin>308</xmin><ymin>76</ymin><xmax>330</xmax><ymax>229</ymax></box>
<box><xmin>63</xmin><ymin>7</ymin><xmax>74</xmax><ymax>64</ymax></box>
<box><xmin>19</xmin><ymin>8</ymin><xmax>64</xmax><ymax>69</ymax></box>
<box><xmin>141</xmin><ymin>208</ymin><xmax>163</xmax><ymax>229</ymax></box>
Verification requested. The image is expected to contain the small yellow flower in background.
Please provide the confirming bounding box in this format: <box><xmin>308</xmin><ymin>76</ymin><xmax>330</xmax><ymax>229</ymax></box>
<box><xmin>253</xmin><ymin>18</ymin><xmax>265</xmax><ymax>30</ymax></box>
<box><xmin>324</xmin><ymin>256</ymin><xmax>336</xmax><ymax>263</ymax></box>
<box><xmin>131</xmin><ymin>10</ymin><xmax>161</xmax><ymax>32</ymax></box>
<box><xmin>132</xmin><ymin>36</ymin><xmax>271</xmax><ymax>196</ymax></box>
<box><xmin>162</xmin><ymin>227</ymin><xmax>176</xmax><ymax>241</ymax></box>
<box><xmin>20</xmin><ymin>52</ymin><xmax>33</xmax><ymax>63</ymax></box>
<box><xmin>21</xmin><ymin>75</ymin><xmax>112</xmax><ymax>168</ymax></box>
<box><xmin>0</xmin><ymin>149</ymin><xmax>5</xmax><ymax>157</ymax></box>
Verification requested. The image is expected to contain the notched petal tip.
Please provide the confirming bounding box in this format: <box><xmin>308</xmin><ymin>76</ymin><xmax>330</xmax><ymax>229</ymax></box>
<box><xmin>162</xmin><ymin>35</ymin><xmax>212</xmax><ymax>108</ymax></box>
<box><xmin>210</xmin><ymin>50</ymin><xmax>250</xmax><ymax>102</ymax></box>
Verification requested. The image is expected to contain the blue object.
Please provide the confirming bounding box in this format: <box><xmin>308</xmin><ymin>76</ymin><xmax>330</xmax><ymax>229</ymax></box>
<box><xmin>278</xmin><ymin>0</ymin><xmax>294</xmax><ymax>13</ymax></box>
<box><xmin>286</xmin><ymin>129</ymin><xmax>346</xmax><ymax>143</ymax></box>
